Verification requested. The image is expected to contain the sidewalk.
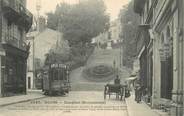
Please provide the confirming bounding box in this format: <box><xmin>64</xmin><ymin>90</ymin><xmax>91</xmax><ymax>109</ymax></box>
<box><xmin>0</xmin><ymin>90</ymin><xmax>45</xmax><ymax>107</ymax></box>
<box><xmin>126</xmin><ymin>93</ymin><xmax>160</xmax><ymax>116</ymax></box>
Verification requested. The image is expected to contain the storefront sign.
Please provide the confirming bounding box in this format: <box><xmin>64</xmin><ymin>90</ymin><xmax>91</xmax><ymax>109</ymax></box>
<box><xmin>159</xmin><ymin>43</ymin><xmax>171</xmax><ymax>61</ymax></box>
<box><xmin>163</xmin><ymin>43</ymin><xmax>170</xmax><ymax>58</ymax></box>
<box><xmin>159</xmin><ymin>48</ymin><xmax>166</xmax><ymax>61</ymax></box>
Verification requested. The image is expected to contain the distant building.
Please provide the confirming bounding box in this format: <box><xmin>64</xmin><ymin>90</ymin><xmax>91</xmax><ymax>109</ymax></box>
<box><xmin>0</xmin><ymin>0</ymin><xmax>33</xmax><ymax>97</ymax></box>
<box><xmin>92</xmin><ymin>32</ymin><xmax>109</xmax><ymax>49</ymax></box>
<box><xmin>26</xmin><ymin>17</ymin><xmax>66</xmax><ymax>90</ymax></box>
<box><xmin>109</xmin><ymin>19</ymin><xmax>121</xmax><ymax>44</ymax></box>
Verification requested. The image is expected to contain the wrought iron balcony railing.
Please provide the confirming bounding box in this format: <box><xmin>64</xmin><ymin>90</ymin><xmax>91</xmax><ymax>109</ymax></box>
<box><xmin>2</xmin><ymin>0</ymin><xmax>33</xmax><ymax>32</ymax></box>
<box><xmin>3</xmin><ymin>34</ymin><xmax>28</xmax><ymax>51</ymax></box>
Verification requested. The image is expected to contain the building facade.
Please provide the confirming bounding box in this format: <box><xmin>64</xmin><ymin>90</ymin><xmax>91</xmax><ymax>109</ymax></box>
<box><xmin>26</xmin><ymin>17</ymin><xmax>67</xmax><ymax>90</ymax></box>
<box><xmin>109</xmin><ymin>19</ymin><xmax>122</xmax><ymax>45</ymax></box>
<box><xmin>0</xmin><ymin>0</ymin><xmax>33</xmax><ymax>97</ymax></box>
<box><xmin>134</xmin><ymin>0</ymin><xmax>184</xmax><ymax>115</ymax></box>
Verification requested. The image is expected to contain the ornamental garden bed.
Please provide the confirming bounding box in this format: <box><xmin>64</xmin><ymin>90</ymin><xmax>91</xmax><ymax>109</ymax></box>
<box><xmin>83</xmin><ymin>64</ymin><xmax>115</xmax><ymax>82</ymax></box>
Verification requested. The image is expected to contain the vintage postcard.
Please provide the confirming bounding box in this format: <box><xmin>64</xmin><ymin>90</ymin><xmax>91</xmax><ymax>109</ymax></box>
<box><xmin>0</xmin><ymin>0</ymin><xmax>179</xmax><ymax>116</ymax></box>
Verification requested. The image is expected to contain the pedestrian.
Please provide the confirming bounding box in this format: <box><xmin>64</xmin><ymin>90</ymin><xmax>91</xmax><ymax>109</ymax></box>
<box><xmin>114</xmin><ymin>75</ymin><xmax>121</xmax><ymax>99</ymax></box>
<box><xmin>135</xmin><ymin>82</ymin><xmax>142</xmax><ymax>103</ymax></box>
<box><xmin>114</xmin><ymin>75</ymin><xmax>120</xmax><ymax>84</ymax></box>
<box><xmin>137</xmin><ymin>85</ymin><xmax>142</xmax><ymax>103</ymax></box>
<box><xmin>134</xmin><ymin>83</ymin><xmax>138</xmax><ymax>101</ymax></box>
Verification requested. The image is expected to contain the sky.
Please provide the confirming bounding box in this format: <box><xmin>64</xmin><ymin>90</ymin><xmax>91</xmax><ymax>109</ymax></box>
<box><xmin>27</xmin><ymin>0</ymin><xmax>130</xmax><ymax>21</ymax></box>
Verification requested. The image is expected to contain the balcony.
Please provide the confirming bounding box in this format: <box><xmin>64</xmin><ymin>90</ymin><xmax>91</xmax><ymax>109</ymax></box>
<box><xmin>2</xmin><ymin>34</ymin><xmax>28</xmax><ymax>51</ymax></box>
<box><xmin>18</xmin><ymin>4</ymin><xmax>33</xmax><ymax>32</ymax></box>
<box><xmin>134</xmin><ymin>0</ymin><xmax>146</xmax><ymax>14</ymax></box>
<box><xmin>2</xmin><ymin>0</ymin><xmax>33</xmax><ymax>32</ymax></box>
<box><xmin>2</xmin><ymin>0</ymin><xmax>21</xmax><ymax>22</ymax></box>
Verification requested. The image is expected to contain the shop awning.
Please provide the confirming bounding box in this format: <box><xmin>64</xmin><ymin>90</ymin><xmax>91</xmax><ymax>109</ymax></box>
<box><xmin>125</xmin><ymin>77</ymin><xmax>137</xmax><ymax>81</ymax></box>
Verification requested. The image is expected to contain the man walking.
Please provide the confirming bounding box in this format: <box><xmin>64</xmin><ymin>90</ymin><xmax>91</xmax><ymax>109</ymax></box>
<box><xmin>135</xmin><ymin>82</ymin><xmax>142</xmax><ymax>103</ymax></box>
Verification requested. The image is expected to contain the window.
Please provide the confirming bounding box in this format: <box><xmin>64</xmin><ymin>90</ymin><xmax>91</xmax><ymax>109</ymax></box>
<box><xmin>28</xmin><ymin>77</ymin><xmax>31</xmax><ymax>89</ymax></box>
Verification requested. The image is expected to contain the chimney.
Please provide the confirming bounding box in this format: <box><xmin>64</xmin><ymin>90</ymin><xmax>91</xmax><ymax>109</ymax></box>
<box><xmin>37</xmin><ymin>16</ymin><xmax>46</xmax><ymax>32</ymax></box>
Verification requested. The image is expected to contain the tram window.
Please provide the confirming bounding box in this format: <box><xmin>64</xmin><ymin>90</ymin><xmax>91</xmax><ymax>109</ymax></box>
<box><xmin>54</xmin><ymin>69</ymin><xmax>59</xmax><ymax>80</ymax></box>
<box><xmin>60</xmin><ymin>69</ymin><xmax>63</xmax><ymax>80</ymax></box>
<box><xmin>51</xmin><ymin>69</ymin><xmax>57</xmax><ymax>81</ymax></box>
<box><xmin>51</xmin><ymin>69</ymin><xmax>54</xmax><ymax>80</ymax></box>
<box><xmin>63</xmin><ymin>69</ymin><xmax>67</xmax><ymax>80</ymax></box>
<box><xmin>50</xmin><ymin>69</ymin><xmax>54</xmax><ymax>81</ymax></box>
<box><xmin>49</xmin><ymin>65</ymin><xmax>67</xmax><ymax>80</ymax></box>
<box><xmin>57</xmin><ymin>69</ymin><xmax>60</xmax><ymax>80</ymax></box>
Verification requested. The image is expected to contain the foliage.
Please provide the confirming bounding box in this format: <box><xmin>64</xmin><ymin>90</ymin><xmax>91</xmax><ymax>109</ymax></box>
<box><xmin>44</xmin><ymin>51</ymin><xmax>71</xmax><ymax>65</ymax></box>
<box><xmin>46</xmin><ymin>0</ymin><xmax>109</xmax><ymax>68</ymax></box>
<box><xmin>47</xmin><ymin>0</ymin><xmax>110</xmax><ymax>50</ymax></box>
<box><xmin>119</xmin><ymin>1</ymin><xmax>140</xmax><ymax>69</ymax></box>
<box><xmin>44</xmin><ymin>38</ymin><xmax>71</xmax><ymax>65</ymax></box>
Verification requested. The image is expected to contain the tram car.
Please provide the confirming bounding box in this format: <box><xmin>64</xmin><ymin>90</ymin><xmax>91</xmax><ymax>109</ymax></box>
<box><xmin>43</xmin><ymin>63</ymin><xmax>70</xmax><ymax>95</ymax></box>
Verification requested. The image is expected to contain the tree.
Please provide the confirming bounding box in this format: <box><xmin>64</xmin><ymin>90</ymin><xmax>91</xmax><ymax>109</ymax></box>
<box><xmin>44</xmin><ymin>38</ymin><xmax>71</xmax><ymax>65</ymax></box>
<box><xmin>47</xmin><ymin>3</ymin><xmax>71</xmax><ymax>30</ymax></box>
<box><xmin>119</xmin><ymin>1</ymin><xmax>140</xmax><ymax>68</ymax></box>
<box><xmin>46</xmin><ymin>0</ymin><xmax>109</xmax><ymax>67</ymax></box>
<box><xmin>47</xmin><ymin>0</ymin><xmax>110</xmax><ymax>51</ymax></box>
<box><xmin>47</xmin><ymin>12</ymin><xmax>58</xmax><ymax>30</ymax></box>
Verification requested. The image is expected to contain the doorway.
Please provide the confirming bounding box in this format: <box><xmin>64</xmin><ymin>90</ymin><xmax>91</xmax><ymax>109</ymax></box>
<box><xmin>28</xmin><ymin>77</ymin><xmax>31</xmax><ymax>89</ymax></box>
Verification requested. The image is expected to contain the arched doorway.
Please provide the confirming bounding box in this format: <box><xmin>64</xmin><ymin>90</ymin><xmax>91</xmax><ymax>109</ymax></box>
<box><xmin>160</xmin><ymin>26</ymin><xmax>173</xmax><ymax>99</ymax></box>
<box><xmin>166</xmin><ymin>26</ymin><xmax>173</xmax><ymax>99</ymax></box>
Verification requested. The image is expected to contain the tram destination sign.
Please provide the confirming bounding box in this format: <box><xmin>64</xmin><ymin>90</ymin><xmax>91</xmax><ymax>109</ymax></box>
<box><xmin>50</xmin><ymin>63</ymin><xmax>66</xmax><ymax>68</ymax></box>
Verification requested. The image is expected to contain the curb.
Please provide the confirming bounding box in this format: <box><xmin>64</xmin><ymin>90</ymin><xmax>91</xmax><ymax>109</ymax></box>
<box><xmin>126</xmin><ymin>98</ymin><xmax>135</xmax><ymax>116</ymax></box>
<box><xmin>153</xmin><ymin>109</ymin><xmax>170</xmax><ymax>116</ymax></box>
<box><xmin>0</xmin><ymin>96</ymin><xmax>46</xmax><ymax>107</ymax></box>
<box><xmin>125</xmin><ymin>99</ymin><xmax>131</xmax><ymax>116</ymax></box>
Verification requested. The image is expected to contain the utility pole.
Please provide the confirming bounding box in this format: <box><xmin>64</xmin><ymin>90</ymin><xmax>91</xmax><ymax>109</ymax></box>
<box><xmin>120</xmin><ymin>40</ymin><xmax>121</xmax><ymax>68</ymax></box>
<box><xmin>32</xmin><ymin>0</ymin><xmax>41</xmax><ymax>89</ymax></box>
<box><xmin>36</xmin><ymin>0</ymin><xmax>41</xmax><ymax>31</ymax></box>
<box><xmin>32</xmin><ymin>37</ymin><xmax>35</xmax><ymax>89</ymax></box>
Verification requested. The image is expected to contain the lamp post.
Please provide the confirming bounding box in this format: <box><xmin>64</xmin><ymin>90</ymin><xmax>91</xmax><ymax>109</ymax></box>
<box><xmin>119</xmin><ymin>39</ymin><xmax>123</xmax><ymax>68</ymax></box>
<box><xmin>33</xmin><ymin>36</ymin><xmax>35</xmax><ymax>89</ymax></box>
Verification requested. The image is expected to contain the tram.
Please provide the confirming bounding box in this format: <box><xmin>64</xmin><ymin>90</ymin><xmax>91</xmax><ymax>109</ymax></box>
<box><xmin>43</xmin><ymin>63</ymin><xmax>70</xmax><ymax>95</ymax></box>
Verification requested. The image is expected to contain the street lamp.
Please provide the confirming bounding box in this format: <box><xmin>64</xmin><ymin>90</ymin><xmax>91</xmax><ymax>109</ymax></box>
<box><xmin>119</xmin><ymin>39</ymin><xmax>123</xmax><ymax>68</ymax></box>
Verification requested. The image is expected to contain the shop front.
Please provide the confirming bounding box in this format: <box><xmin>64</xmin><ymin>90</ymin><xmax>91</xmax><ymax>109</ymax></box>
<box><xmin>1</xmin><ymin>44</ymin><xmax>28</xmax><ymax>97</ymax></box>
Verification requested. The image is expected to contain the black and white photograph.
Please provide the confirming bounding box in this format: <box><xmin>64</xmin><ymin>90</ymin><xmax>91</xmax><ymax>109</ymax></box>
<box><xmin>0</xmin><ymin>0</ymin><xmax>182</xmax><ymax>116</ymax></box>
